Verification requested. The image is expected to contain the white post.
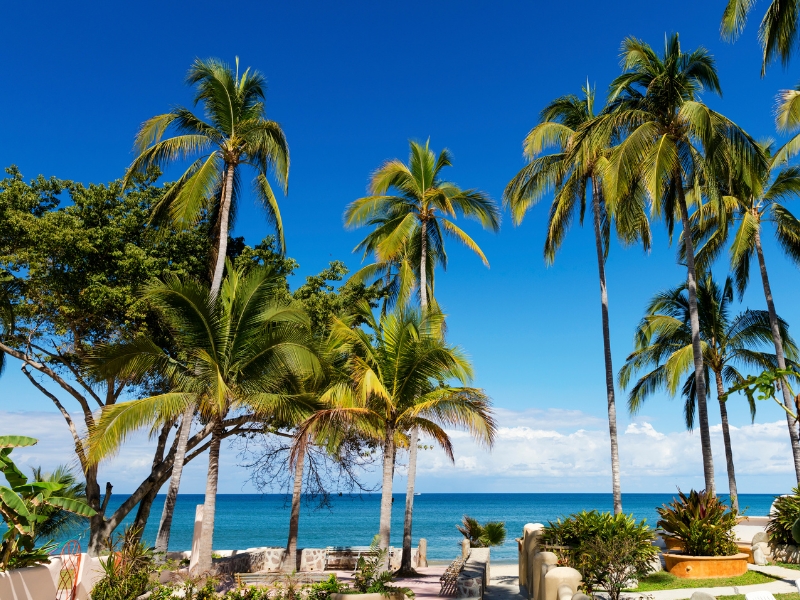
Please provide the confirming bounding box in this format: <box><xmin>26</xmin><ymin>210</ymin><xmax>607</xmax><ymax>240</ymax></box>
<box><xmin>188</xmin><ymin>505</ymin><xmax>204</xmax><ymax>573</ymax></box>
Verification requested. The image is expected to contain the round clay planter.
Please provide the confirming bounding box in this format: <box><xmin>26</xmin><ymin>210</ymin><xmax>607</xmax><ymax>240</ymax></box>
<box><xmin>663</xmin><ymin>553</ymin><xmax>749</xmax><ymax>579</ymax></box>
<box><xmin>662</xmin><ymin>535</ymin><xmax>684</xmax><ymax>551</ymax></box>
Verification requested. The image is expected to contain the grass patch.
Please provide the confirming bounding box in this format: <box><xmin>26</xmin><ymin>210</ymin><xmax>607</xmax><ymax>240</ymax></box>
<box><xmin>633</xmin><ymin>570</ymin><xmax>779</xmax><ymax>591</ymax></box>
<box><xmin>772</xmin><ymin>562</ymin><xmax>800</xmax><ymax>571</ymax></box>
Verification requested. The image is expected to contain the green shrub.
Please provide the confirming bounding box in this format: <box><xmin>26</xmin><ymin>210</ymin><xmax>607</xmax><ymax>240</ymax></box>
<box><xmin>457</xmin><ymin>515</ymin><xmax>507</xmax><ymax>548</ymax></box>
<box><xmin>308</xmin><ymin>574</ymin><xmax>349</xmax><ymax>600</ymax></box>
<box><xmin>542</xmin><ymin>511</ymin><xmax>657</xmax><ymax>597</ymax></box>
<box><xmin>656</xmin><ymin>489</ymin><xmax>738</xmax><ymax>556</ymax></box>
<box><xmin>768</xmin><ymin>488</ymin><xmax>800</xmax><ymax>545</ymax></box>
<box><xmin>90</xmin><ymin>527</ymin><xmax>156</xmax><ymax>600</ymax></box>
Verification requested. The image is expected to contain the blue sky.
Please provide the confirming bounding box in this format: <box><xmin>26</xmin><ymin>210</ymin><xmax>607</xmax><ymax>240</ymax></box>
<box><xmin>3</xmin><ymin>0</ymin><xmax>800</xmax><ymax>493</ymax></box>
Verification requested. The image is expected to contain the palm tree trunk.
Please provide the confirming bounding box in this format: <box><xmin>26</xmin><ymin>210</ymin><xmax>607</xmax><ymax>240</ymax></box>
<box><xmin>155</xmin><ymin>405</ymin><xmax>194</xmax><ymax>555</ymax></box>
<box><xmin>590</xmin><ymin>179</ymin><xmax>623</xmax><ymax>515</ymax></box>
<box><xmin>210</xmin><ymin>163</ymin><xmax>235</xmax><ymax>296</ymax></box>
<box><xmin>754</xmin><ymin>226</ymin><xmax>800</xmax><ymax>483</ymax></box>
<box><xmin>193</xmin><ymin>419</ymin><xmax>222</xmax><ymax>574</ymax></box>
<box><xmin>378</xmin><ymin>424</ymin><xmax>396</xmax><ymax>560</ymax></box>
<box><xmin>419</xmin><ymin>219</ymin><xmax>428</xmax><ymax>308</ymax></box>
<box><xmin>677</xmin><ymin>180</ymin><xmax>715</xmax><ymax>493</ymax></box>
<box><xmin>285</xmin><ymin>442</ymin><xmax>306</xmax><ymax>571</ymax></box>
<box><xmin>714</xmin><ymin>370</ymin><xmax>739</xmax><ymax>511</ymax></box>
<box><xmin>399</xmin><ymin>426</ymin><xmax>419</xmax><ymax>574</ymax></box>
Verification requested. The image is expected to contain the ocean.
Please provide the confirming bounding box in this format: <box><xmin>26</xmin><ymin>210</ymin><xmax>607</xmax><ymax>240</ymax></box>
<box><xmin>82</xmin><ymin>493</ymin><xmax>778</xmax><ymax>563</ymax></box>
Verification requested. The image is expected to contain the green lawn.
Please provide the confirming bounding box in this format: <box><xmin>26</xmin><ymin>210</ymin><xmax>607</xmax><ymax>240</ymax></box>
<box><xmin>772</xmin><ymin>562</ymin><xmax>800</xmax><ymax>571</ymax></box>
<box><xmin>718</xmin><ymin>594</ymin><xmax>800</xmax><ymax>600</ymax></box>
<box><xmin>633</xmin><ymin>570</ymin><xmax>780</xmax><ymax>591</ymax></box>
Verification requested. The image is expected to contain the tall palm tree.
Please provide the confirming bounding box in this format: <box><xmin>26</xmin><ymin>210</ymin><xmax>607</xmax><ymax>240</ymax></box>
<box><xmin>88</xmin><ymin>263</ymin><xmax>319</xmax><ymax>573</ymax></box>
<box><xmin>29</xmin><ymin>465</ymin><xmax>88</xmax><ymax>543</ymax></box>
<box><xmin>295</xmin><ymin>302</ymin><xmax>496</xmax><ymax>564</ymax></box>
<box><xmin>691</xmin><ymin>142</ymin><xmax>800</xmax><ymax>482</ymax></box>
<box><xmin>122</xmin><ymin>57</ymin><xmax>290</xmax><ymax>555</ymax></box>
<box><xmin>600</xmin><ymin>33</ymin><xmax>765</xmax><ymax>492</ymax></box>
<box><xmin>619</xmin><ymin>273</ymin><xmax>796</xmax><ymax>510</ymax></box>
<box><xmin>504</xmin><ymin>84</ymin><xmax>650</xmax><ymax>515</ymax></box>
<box><xmin>344</xmin><ymin>140</ymin><xmax>500</xmax><ymax>572</ymax></box>
<box><xmin>122</xmin><ymin>57</ymin><xmax>290</xmax><ymax>294</ymax></box>
<box><xmin>721</xmin><ymin>0</ymin><xmax>800</xmax><ymax>74</ymax></box>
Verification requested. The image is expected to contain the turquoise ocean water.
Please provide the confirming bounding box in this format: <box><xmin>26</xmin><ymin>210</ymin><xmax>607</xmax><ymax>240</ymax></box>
<box><xmin>84</xmin><ymin>493</ymin><xmax>777</xmax><ymax>563</ymax></box>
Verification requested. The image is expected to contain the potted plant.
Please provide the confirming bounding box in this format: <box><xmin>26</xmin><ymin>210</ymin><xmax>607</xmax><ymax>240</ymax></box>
<box><xmin>657</xmin><ymin>489</ymin><xmax>747</xmax><ymax>578</ymax></box>
<box><xmin>328</xmin><ymin>540</ymin><xmax>413</xmax><ymax>600</ymax></box>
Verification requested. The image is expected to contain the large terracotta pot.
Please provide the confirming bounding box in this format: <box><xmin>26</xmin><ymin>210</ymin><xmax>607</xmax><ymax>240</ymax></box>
<box><xmin>663</xmin><ymin>553</ymin><xmax>749</xmax><ymax>579</ymax></box>
<box><xmin>661</xmin><ymin>535</ymin><xmax>684</xmax><ymax>551</ymax></box>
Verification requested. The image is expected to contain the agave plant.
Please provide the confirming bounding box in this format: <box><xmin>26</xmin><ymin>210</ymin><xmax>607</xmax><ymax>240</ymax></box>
<box><xmin>456</xmin><ymin>515</ymin><xmax>507</xmax><ymax>548</ymax></box>
<box><xmin>0</xmin><ymin>435</ymin><xmax>96</xmax><ymax>570</ymax></box>
<box><xmin>656</xmin><ymin>489</ymin><xmax>738</xmax><ymax>557</ymax></box>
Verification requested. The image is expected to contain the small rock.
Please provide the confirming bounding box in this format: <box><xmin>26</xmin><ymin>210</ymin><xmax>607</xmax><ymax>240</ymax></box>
<box><xmin>753</xmin><ymin>546</ymin><xmax>767</xmax><ymax>566</ymax></box>
<box><xmin>752</xmin><ymin>531</ymin><xmax>769</xmax><ymax>545</ymax></box>
<box><xmin>647</xmin><ymin>555</ymin><xmax>663</xmax><ymax>573</ymax></box>
<box><xmin>690</xmin><ymin>592</ymin><xmax>717</xmax><ymax>600</ymax></box>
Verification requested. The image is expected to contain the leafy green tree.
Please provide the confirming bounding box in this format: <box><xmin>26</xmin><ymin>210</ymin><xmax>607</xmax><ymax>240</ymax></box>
<box><xmin>504</xmin><ymin>84</ymin><xmax>650</xmax><ymax>515</ymax></box>
<box><xmin>721</xmin><ymin>0</ymin><xmax>800</xmax><ymax>74</ymax></box>
<box><xmin>600</xmin><ymin>33</ymin><xmax>765</xmax><ymax>493</ymax></box>
<box><xmin>0</xmin><ymin>436</ymin><xmax>96</xmax><ymax>571</ymax></box>
<box><xmin>692</xmin><ymin>143</ymin><xmax>800</xmax><ymax>482</ymax></box>
<box><xmin>122</xmin><ymin>57</ymin><xmax>290</xmax><ymax>295</ymax></box>
<box><xmin>296</xmin><ymin>302</ymin><xmax>496</xmax><ymax>564</ymax></box>
<box><xmin>88</xmin><ymin>263</ymin><xmax>320</xmax><ymax>573</ymax></box>
<box><xmin>0</xmin><ymin>167</ymin><xmax>229</xmax><ymax>554</ymax></box>
<box><xmin>344</xmin><ymin>140</ymin><xmax>499</xmax><ymax>573</ymax></box>
<box><xmin>619</xmin><ymin>273</ymin><xmax>795</xmax><ymax>510</ymax></box>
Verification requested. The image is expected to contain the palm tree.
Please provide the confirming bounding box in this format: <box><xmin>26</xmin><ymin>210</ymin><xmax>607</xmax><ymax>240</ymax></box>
<box><xmin>600</xmin><ymin>33</ymin><xmax>765</xmax><ymax>492</ymax></box>
<box><xmin>88</xmin><ymin>263</ymin><xmax>319</xmax><ymax>573</ymax></box>
<box><xmin>619</xmin><ymin>273</ymin><xmax>796</xmax><ymax>510</ymax></box>
<box><xmin>721</xmin><ymin>0</ymin><xmax>800</xmax><ymax>74</ymax></box>
<box><xmin>344</xmin><ymin>140</ymin><xmax>500</xmax><ymax>572</ymax></box>
<box><xmin>122</xmin><ymin>57</ymin><xmax>290</xmax><ymax>555</ymax></box>
<box><xmin>295</xmin><ymin>302</ymin><xmax>496</xmax><ymax>565</ymax></box>
<box><xmin>29</xmin><ymin>466</ymin><xmax>88</xmax><ymax>543</ymax></box>
<box><xmin>504</xmin><ymin>84</ymin><xmax>650</xmax><ymax>515</ymax></box>
<box><xmin>122</xmin><ymin>57</ymin><xmax>290</xmax><ymax>294</ymax></box>
<box><xmin>691</xmin><ymin>142</ymin><xmax>800</xmax><ymax>482</ymax></box>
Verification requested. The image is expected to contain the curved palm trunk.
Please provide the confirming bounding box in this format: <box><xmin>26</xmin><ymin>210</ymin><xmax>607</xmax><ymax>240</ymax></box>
<box><xmin>210</xmin><ymin>164</ymin><xmax>236</xmax><ymax>296</ymax></box>
<box><xmin>194</xmin><ymin>419</ymin><xmax>222</xmax><ymax>574</ymax></box>
<box><xmin>399</xmin><ymin>426</ymin><xmax>419</xmax><ymax>574</ymax></box>
<box><xmin>284</xmin><ymin>443</ymin><xmax>306</xmax><ymax>571</ymax></box>
<box><xmin>677</xmin><ymin>181</ymin><xmax>715</xmax><ymax>493</ymax></box>
<box><xmin>714</xmin><ymin>371</ymin><xmax>739</xmax><ymax>511</ymax></box>
<box><xmin>378</xmin><ymin>424</ymin><xmax>396</xmax><ymax>566</ymax></box>
<box><xmin>754</xmin><ymin>226</ymin><xmax>800</xmax><ymax>483</ymax></box>
<box><xmin>155</xmin><ymin>405</ymin><xmax>194</xmax><ymax>555</ymax></box>
<box><xmin>419</xmin><ymin>219</ymin><xmax>428</xmax><ymax>308</ymax></box>
<box><xmin>590</xmin><ymin>179</ymin><xmax>623</xmax><ymax>515</ymax></box>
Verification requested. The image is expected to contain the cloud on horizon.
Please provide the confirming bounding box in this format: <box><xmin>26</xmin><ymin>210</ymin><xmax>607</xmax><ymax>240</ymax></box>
<box><xmin>3</xmin><ymin>408</ymin><xmax>797</xmax><ymax>495</ymax></box>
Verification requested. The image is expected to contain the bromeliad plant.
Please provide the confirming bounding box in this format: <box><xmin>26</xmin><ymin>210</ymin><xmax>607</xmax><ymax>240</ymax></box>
<box><xmin>0</xmin><ymin>435</ymin><xmax>96</xmax><ymax>571</ymax></box>
<box><xmin>656</xmin><ymin>489</ymin><xmax>738</xmax><ymax>556</ymax></box>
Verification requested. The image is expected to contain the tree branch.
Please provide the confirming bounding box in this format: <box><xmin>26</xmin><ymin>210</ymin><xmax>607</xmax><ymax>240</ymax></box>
<box><xmin>100</xmin><ymin>482</ymin><xmax>113</xmax><ymax>515</ymax></box>
<box><xmin>31</xmin><ymin>342</ymin><xmax>104</xmax><ymax>409</ymax></box>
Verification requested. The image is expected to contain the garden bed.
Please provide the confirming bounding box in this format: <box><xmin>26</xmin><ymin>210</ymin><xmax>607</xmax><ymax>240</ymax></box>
<box><xmin>631</xmin><ymin>570</ymin><xmax>779</xmax><ymax>591</ymax></box>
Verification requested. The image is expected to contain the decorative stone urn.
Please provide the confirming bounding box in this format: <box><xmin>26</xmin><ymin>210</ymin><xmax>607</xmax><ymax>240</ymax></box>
<box><xmin>662</xmin><ymin>553</ymin><xmax>749</xmax><ymax>579</ymax></box>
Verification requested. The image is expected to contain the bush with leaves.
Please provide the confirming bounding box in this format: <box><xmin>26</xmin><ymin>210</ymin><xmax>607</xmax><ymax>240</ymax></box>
<box><xmin>457</xmin><ymin>515</ymin><xmax>507</xmax><ymax>548</ymax></box>
<box><xmin>308</xmin><ymin>574</ymin><xmax>349</xmax><ymax>600</ymax></box>
<box><xmin>90</xmin><ymin>526</ymin><xmax>156</xmax><ymax>600</ymax></box>
<box><xmin>542</xmin><ymin>511</ymin><xmax>657</xmax><ymax>596</ymax></box>
<box><xmin>767</xmin><ymin>487</ymin><xmax>800</xmax><ymax>546</ymax></box>
<box><xmin>656</xmin><ymin>489</ymin><xmax>738</xmax><ymax>556</ymax></box>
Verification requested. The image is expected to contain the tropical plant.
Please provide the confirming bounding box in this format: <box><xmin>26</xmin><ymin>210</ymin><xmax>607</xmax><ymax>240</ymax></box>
<box><xmin>618</xmin><ymin>272</ymin><xmax>796</xmax><ymax>510</ymax></box>
<box><xmin>307</xmin><ymin>574</ymin><xmax>350</xmax><ymax>600</ymax></box>
<box><xmin>541</xmin><ymin>511</ymin><xmax>656</xmax><ymax>597</ymax></box>
<box><xmin>88</xmin><ymin>262</ymin><xmax>320</xmax><ymax>573</ymax></box>
<box><xmin>600</xmin><ymin>33</ymin><xmax>765</xmax><ymax>493</ymax></box>
<box><xmin>345</xmin><ymin>140</ymin><xmax>500</xmax><ymax>574</ymax></box>
<box><xmin>29</xmin><ymin>465</ymin><xmax>87</xmax><ymax>542</ymax></box>
<box><xmin>691</xmin><ymin>142</ymin><xmax>800</xmax><ymax>484</ymax></box>
<box><xmin>721</xmin><ymin>0</ymin><xmax>800</xmax><ymax>74</ymax></box>
<box><xmin>767</xmin><ymin>487</ymin><xmax>800</xmax><ymax>545</ymax></box>
<box><xmin>504</xmin><ymin>83</ymin><xmax>651</xmax><ymax>515</ymax></box>
<box><xmin>351</xmin><ymin>538</ymin><xmax>413</xmax><ymax>598</ymax></box>
<box><xmin>90</xmin><ymin>526</ymin><xmax>157</xmax><ymax>600</ymax></box>
<box><xmin>456</xmin><ymin>515</ymin><xmax>507</xmax><ymax>548</ymax></box>
<box><xmin>656</xmin><ymin>489</ymin><xmax>739</xmax><ymax>556</ymax></box>
<box><xmin>0</xmin><ymin>435</ymin><xmax>96</xmax><ymax>571</ymax></box>
<box><xmin>295</xmin><ymin>302</ymin><xmax>496</xmax><ymax>564</ymax></box>
<box><xmin>122</xmin><ymin>57</ymin><xmax>290</xmax><ymax>293</ymax></box>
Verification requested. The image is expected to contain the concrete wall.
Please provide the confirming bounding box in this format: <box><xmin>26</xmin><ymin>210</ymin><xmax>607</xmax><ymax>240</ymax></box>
<box><xmin>0</xmin><ymin>553</ymin><xmax>104</xmax><ymax>600</ymax></box>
